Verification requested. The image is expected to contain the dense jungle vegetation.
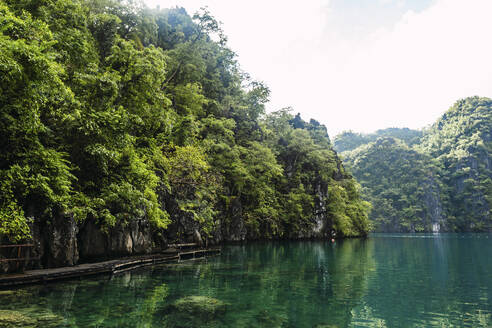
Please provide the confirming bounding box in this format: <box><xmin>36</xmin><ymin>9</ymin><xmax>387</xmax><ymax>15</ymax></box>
<box><xmin>334</xmin><ymin>128</ymin><xmax>423</xmax><ymax>153</ymax></box>
<box><xmin>0</xmin><ymin>0</ymin><xmax>370</xmax><ymax>243</ymax></box>
<box><xmin>335</xmin><ymin>97</ymin><xmax>492</xmax><ymax>232</ymax></box>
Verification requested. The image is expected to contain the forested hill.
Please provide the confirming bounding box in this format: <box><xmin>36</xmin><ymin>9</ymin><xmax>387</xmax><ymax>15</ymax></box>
<box><xmin>335</xmin><ymin>97</ymin><xmax>492</xmax><ymax>232</ymax></box>
<box><xmin>333</xmin><ymin>128</ymin><xmax>422</xmax><ymax>153</ymax></box>
<box><xmin>0</xmin><ymin>0</ymin><xmax>369</xmax><ymax>268</ymax></box>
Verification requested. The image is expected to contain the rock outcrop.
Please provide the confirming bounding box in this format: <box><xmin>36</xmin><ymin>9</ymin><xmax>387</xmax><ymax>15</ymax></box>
<box><xmin>78</xmin><ymin>219</ymin><xmax>157</xmax><ymax>260</ymax></box>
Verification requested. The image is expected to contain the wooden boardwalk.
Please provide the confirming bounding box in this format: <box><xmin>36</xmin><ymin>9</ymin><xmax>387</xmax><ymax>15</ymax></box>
<box><xmin>0</xmin><ymin>247</ymin><xmax>220</xmax><ymax>288</ymax></box>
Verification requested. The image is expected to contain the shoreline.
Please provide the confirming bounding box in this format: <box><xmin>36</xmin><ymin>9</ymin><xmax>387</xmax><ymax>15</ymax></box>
<box><xmin>0</xmin><ymin>235</ymin><xmax>370</xmax><ymax>288</ymax></box>
<box><xmin>0</xmin><ymin>247</ymin><xmax>220</xmax><ymax>289</ymax></box>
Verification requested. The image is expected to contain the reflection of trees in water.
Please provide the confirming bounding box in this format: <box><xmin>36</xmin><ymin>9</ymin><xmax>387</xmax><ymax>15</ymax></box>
<box><xmin>13</xmin><ymin>237</ymin><xmax>491</xmax><ymax>328</ymax></box>
<box><xmin>192</xmin><ymin>240</ymin><xmax>377</xmax><ymax>327</ymax></box>
<box><xmin>7</xmin><ymin>241</ymin><xmax>375</xmax><ymax>327</ymax></box>
<box><xmin>55</xmin><ymin>274</ymin><xmax>171</xmax><ymax>327</ymax></box>
<box><xmin>311</xmin><ymin>239</ymin><xmax>376</xmax><ymax>327</ymax></box>
<box><xmin>358</xmin><ymin>235</ymin><xmax>492</xmax><ymax>327</ymax></box>
<box><xmin>23</xmin><ymin>237</ymin><xmax>488</xmax><ymax>328</ymax></box>
<box><xmin>0</xmin><ymin>274</ymin><xmax>163</xmax><ymax>327</ymax></box>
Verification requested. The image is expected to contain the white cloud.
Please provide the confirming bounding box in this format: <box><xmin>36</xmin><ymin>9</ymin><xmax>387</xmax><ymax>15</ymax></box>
<box><xmin>320</xmin><ymin>0</ymin><xmax>492</xmax><ymax>134</ymax></box>
<box><xmin>146</xmin><ymin>0</ymin><xmax>492</xmax><ymax>136</ymax></box>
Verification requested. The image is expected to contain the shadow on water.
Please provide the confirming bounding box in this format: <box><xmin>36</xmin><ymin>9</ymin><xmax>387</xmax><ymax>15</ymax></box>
<box><xmin>0</xmin><ymin>234</ymin><xmax>491</xmax><ymax>327</ymax></box>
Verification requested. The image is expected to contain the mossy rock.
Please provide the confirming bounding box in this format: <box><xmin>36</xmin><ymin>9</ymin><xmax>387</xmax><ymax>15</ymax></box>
<box><xmin>0</xmin><ymin>290</ymin><xmax>33</xmax><ymax>305</ymax></box>
<box><xmin>162</xmin><ymin>296</ymin><xmax>227</xmax><ymax>328</ymax></box>
<box><xmin>0</xmin><ymin>310</ymin><xmax>36</xmax><ymax>328</ymax></box>
<box><xmin>33</xmin><ymin>311</ymin><xmax>64</xmax><ymax>327</ymax></box>
<box><xmin>173</xmin><ymin>296</ymin><xmax>226</xmax><ymax>317</ymax></box>
<box><xmin>0</xmin><ymin>307</ymin><xmax>64</xmax><ymax>328</ymax></box>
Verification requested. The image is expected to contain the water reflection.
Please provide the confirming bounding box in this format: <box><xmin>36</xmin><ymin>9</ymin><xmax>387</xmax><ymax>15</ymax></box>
<box><xmin>352</xmin><ymin>234</ymin><xmax>492</xmax><ymax>327</ymax></box>
<box><xmin>0</xmin><ymin>235</ymin><xmax>490</xmax><ymax>327</ymax></box>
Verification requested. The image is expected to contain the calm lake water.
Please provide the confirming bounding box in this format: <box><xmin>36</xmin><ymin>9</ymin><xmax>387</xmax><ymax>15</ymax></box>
<box><xmin>1</xmin><ymin>234</ymin><xmax>491</xmax><ymax>327</ymax></box>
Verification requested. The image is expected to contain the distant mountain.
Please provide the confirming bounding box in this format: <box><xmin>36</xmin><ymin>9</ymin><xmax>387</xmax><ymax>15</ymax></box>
<box><xmin>336</xmin><ymin>97</ymin><xmax>492</xmax><ymax>232</ymax></box>
<box><xmin>418</xmin><ymin>97</ymin><xmax>492</xmax><ymax>231</ymax></box>
<box><xmin>333</xmin><ymin>128</ymin><xmax>422</xmax><ymax>153</ymax></box>
<box><xmin>342</xmin><ymin>137</ymin><xmax>443</xmax><ymax>232</ymax></box>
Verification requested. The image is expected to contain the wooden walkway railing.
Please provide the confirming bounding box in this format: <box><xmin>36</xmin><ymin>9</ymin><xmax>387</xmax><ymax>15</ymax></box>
<box><xmin>0</xmin><ymin>247</ymin><xmax>221</xmax><ymax>287</ymax></box>
<box><xmin>0</xmin><ymin>244</ymin><xmax>39</xmax><ymax>271</ymax></box>
<box><xmin>167</xmin><ymin>243</ymin><xmax>198</xmax><ymax>250</ymax></box>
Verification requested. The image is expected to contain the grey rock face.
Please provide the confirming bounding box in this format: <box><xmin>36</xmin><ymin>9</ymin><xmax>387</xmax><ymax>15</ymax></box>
<box><xmin>223</xmin><ymin>198</ymin><xmax>247</xmax><ymax>242</ymax></box>
<box><xmin>130</xmin><ymin>220</ymin><xmax>152</xmax><ymax>254</ymax></box>
<box><xmin>20</xmin><ymin>179</ymin><xmax>338</xmax><ymax>271</ymax></box>
<box><xmin>422</xmin><ymin>177</ymin><xmax>444</xmax><ymax>232</ymax></box>
<box><xmin>78</xmin><ymin>220</ymin><xmax>107</xmax><ymax>259</ymax></box>
<box><xmin>44</xmin><ymin>214</ymin><xmax>79</xmax><ymax>267</ymax></box>
<box><xmin>79</xmin><ymin>219</ymin><xmax>156</xmax><ymax>260</ymax></box>
<box><xmin>109</xmin><ymin>225</ymin><xmax>133</xmax><ymax>256</ymax></box>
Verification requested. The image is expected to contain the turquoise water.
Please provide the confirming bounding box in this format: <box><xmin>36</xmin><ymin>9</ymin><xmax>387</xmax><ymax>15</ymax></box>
<box><xmin>1</xmin><ymin>234</ymin><xmax>491</xmax><ymax>327</ymax></box>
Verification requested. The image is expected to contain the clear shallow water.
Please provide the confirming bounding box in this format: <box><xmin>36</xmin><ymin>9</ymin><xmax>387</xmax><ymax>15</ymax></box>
<box><xmin>1</xmin><ymin>234</ymin><xmax>491</xmax><ymax>327</ymax></box>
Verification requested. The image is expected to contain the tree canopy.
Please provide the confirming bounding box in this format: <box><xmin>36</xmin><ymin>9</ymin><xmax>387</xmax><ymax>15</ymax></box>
<box><xmin>0</xmin><ymin>0</ymin><xmax>369</xmax><ymax>243</ymax></box>
<box><xmin>336</xmin><ymin>97</ymin><xmax>492</xmax><ymax>232</ymax></box>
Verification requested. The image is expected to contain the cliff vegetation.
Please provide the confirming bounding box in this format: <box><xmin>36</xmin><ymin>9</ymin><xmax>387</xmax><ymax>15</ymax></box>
<box><xmin>335</xmin><ymin>97</ymin><xmax>492</xmax><ymax>232</ymax></box>
<box><xmin>0</xmin><ymin>0</ymin><xmax>369</xmax><ymax>261</ymax></box>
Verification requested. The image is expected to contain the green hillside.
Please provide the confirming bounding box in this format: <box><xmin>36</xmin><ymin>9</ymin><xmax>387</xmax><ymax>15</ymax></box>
<box><xmin>418</xmin><ymin>97</ymin><xmax>492</xmax><ymax>231</ymax></box>
<box><xmin>0</xmin><ymin>0</ymin><xmax>369</xmax><ymax>250</ymax></box>
<box><xmin>336</xmin><ymin>97</ymin><xmax>492</xmax><ymax>232</ymax></box>
<box><xmin>334</xmin><ymin>128</ymin><xmax>422</xmax><ymax>153</ymax></box>
<box><xmin>343</xmin><ymin>138</ymin><xmax>442</xmax><ymax>232</ymax></box>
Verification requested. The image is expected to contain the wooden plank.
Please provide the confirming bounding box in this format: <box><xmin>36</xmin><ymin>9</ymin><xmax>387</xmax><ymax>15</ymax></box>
<box><xmin>0</xmin><ymin>257</ymin><xmax>40</xmax><ymax>262</ymax></box>
<box><xmin>0</xmin><ymin>244</ymin><xmax>34</xmax><ymax>248</ymax></box>
<box><xmin>179</xmin><ymin>251</ymin><xmax>196</xmax><ymax>256</ymax></box>
<box><xmin>0</xmin><ymin>248</ymin><xmax>220</xmax><ymax>287</ymax></box>
<box><xmin>168</xmin><ymin>243</ymin><xmax>197</xmax><ymax>248</ymax></box>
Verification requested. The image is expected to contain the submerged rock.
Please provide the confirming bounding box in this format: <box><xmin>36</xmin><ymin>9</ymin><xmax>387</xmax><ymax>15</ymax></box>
<box><xmin>0</xmin><ymin>290</ymin><xmax>33</xmax><ymax>305</ymax></box>
<box><xmin>172</xmin><ymin>296</ymin><xmax>226</xmax><ymax>318</ymax></box>
<box><xmin>0</xmin><ymin>307</ymin><xmax>64</xmax><ymax>328</ymax></box>
<box><xmin>0</xmin><ymin>310</ymin><xmax>36</xmax><ymax>328</ymax></box>
<box><xmin>33</xmin><ymin>311</ymin><xmax>64</xmax><ymax>327</ymax></box>
<box><xmin>162</xmin><ymin>296</ymin><xmax>227</xmax><ymax>328</ymax></box>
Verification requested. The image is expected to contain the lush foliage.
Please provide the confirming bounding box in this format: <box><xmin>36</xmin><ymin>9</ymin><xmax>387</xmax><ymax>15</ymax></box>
<box><xmin>342</xmin><ymin>138</ymin><xmax>442</xmax><ymax>232</ymax></box>
<box><xmin>337</xmin><ymin>97</ymin><xmax>492</xmax><ymax>232</ymax></box>
<box><xmin>0</xmin><ymin>0</ymin><xmax>369</xmax><ymax>242</ymax></box>
<box><xmin>418</xmin><ymin>97</ymin><xmax>492</xmax><ymax>231</ymax></box>
<box><xmin>334</xmin><ymin>128</ymin><xmax>422</xmax><ymax>153</ymax></box>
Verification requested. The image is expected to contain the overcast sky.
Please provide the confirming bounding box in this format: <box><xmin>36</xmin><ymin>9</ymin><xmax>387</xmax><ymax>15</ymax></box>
<box><xmin>145</xmin><ymin>0</ymin><xmax>492</xmax><ymax>136</ymax></box>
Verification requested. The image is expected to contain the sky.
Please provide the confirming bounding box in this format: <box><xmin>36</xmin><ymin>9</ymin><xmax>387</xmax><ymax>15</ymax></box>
<box><xmin>145</xmin><ymin>0</ymin><xmax>492</xmax><ymax>136</ymax></box>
